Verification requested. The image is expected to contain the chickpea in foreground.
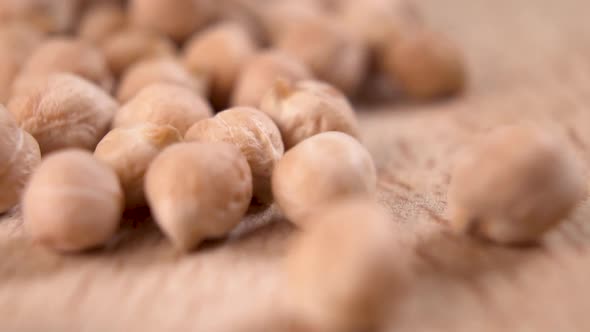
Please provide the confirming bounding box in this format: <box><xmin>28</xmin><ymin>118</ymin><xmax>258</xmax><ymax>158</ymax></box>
<box><xmin>0</xmin><ymin>105</ymin><xmax>40</xmax><ymax>213</ymax></box>
<box><xmin>272</xmin><ymin>132</ymin><xmax>377</xmax><ymax>224</ymax></box>
<box><xmin>8</xmin><ymin>73</ymin><xmax>117</xmax><ymax>154</ymax></box>
<box><xmin>114</xmin><ymin>83</ymin><xmax>213</xmax><ymax>135</ymax></box>
<box><xmin>117</xmin><ymin>58</ymin><xmax>207</xmax><ymax>103</ymax></box>
<box><xmin>94</xmin><ymin>124</ymin><xmax>182</xmax><ymax>210</ymax></box>
<box><xmin>145</xmin><ymin>142</ymin><xmax>253</xmax><ymax>251</ymax></box>
<box><xmin>13</xmin><ymin>37</ymin><xmax>114</xmax><ymax>94</ymax></box>
<box><xmin>183</xmin><ymin>21</ymin><xmax>258</xmax><ymax>110</ymax></box>
<box><xmin>285</xmin><ymin>198</ymin><xmax>398</xmax><ymax>332</ymax></box>
<box><xmin>185</xmin><ymin>107</ymin><xmax>284</xmax><ymax>204</ymax></box>
<box><xmin>379</xmin><ymin>29</ymin><xmax>465</xmax><ymax>100</ymax></box>
<box><xmin>23</xmin><ymin>150</ymin><xmax>124</xmax><ymax>252</ymax></box>
<box><xmin>447</xmin><ymin>125</ymin><xmax>586</xmax><ymax>245</ymax></box>
<box><xmin>260</xmin><ymin>79</ymin><xmax>360</xmax><ymax>149</ymax></box>
<box><xmin>231</xmin><ymin>50</ymin><xmax>312</xmax><ymax>107</ymax></box>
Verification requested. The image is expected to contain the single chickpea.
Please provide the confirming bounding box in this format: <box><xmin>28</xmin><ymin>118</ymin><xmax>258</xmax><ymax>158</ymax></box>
<box><xmin>231</xmin><ymin>50</ymin><xmax>312</xmax><ymax>107</ymax></box>
<box><xmin>101</xmin><ymin>27</ymin><xmax>176</xmax><ymax>78</ymax></box>
<box><xmin>272</xmin><ymin>132</ymin><xmax>377</xmax><ymax>224</ymax></box>
<box><xmin>276</xmin><ymin>16</ymin><xmax>369</xmax><ymax>96</ymax></box>
<box><xmin>145</xmin><ymin>142</ymin><xmax>253</xmax><ymax>251</ymax></box>
<box><xmin>183</xmin><ymin>21</ymin><xmax>258</xmax><ymax>110</ymax></box>
<box><xmin>130</xmin><ymin>0</ymin><xmax>214</xmax><ymax>42</ymax></box>
<box><xmin>185</xmin><ymin>106</ymin><xmax>284</xmax><ymax>204</ymax></box>
<box><xmin>260</xmin><ymin>79</ymin><xmax>360</xmax><ymax>149</ymax></box>
<box><xmin>338</xmin><ymin>0</ymin><xmax>422</xmax><ymax>49</ymax></box>
<box><xmin>285</xmin><ymin>197</ymin><xmax>398</xmax><ymax>332</ymax></box>
<box><xmin>0</xmin><ymin>0</ymin><xmax>79</xmax><ymax>33</ymax></box>
<box><xmin>23</xmin><ymin>149</ymin><xmax>124</xmax><ymax>252</ymax></box>
<box><xmin>379</xmin><ymin>28</ymin><xmax>466</xmax><ymax>100</ymax></box>
<box><xmin>13</xmin><ymin>37</ymin><xmax>114</xmax><ymax>94</ymax></box>
<box><xmin>114</xmin><ymin>83</ymin><xmax>213</xmax><ymax>135</ymax></box>
<box><xmin>117</xmin><ymin>57</ymin><xmax>207</xmax><ymax>103</ymax></box>
<box><xmin>0</xmin><ymin>105</ymin><xmax>41</xmax><ymax>213</ymax></box>
<box><xmin>94</xmin><ymin>124</ymin><xmax>182</xmax><ymax>210</ymax></box>
<box><xmin>77</xmin><ymin>2</ymin><xmax>127</xmax><ymax>44</ymax></box>
<box><xmin>0</xmin><ymin>22</ymin><xmax>44</xmax><ymax>103</ymax></box>
<box><xmin>8</xmin><ymin>73</ymin><xmax>118</xmax><ymax>154</ymax></box>
<box><xmin>447</xmin><ymin>125</ymin><xmax>586</xmax><ymax>245</ymax></box>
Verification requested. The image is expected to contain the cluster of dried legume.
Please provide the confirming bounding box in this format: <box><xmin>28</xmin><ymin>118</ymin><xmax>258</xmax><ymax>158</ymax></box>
<box><xmin>0</xmin><ymin>0</ymin><xmax>585</xmax><ymax>331</ymax></box>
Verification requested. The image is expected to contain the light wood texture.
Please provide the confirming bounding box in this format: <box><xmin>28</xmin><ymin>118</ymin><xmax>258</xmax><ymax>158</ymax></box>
<box><xmin>3</xmin><ymin>0</ymin><xmax>590</xmax><ymax>331</ymax></box>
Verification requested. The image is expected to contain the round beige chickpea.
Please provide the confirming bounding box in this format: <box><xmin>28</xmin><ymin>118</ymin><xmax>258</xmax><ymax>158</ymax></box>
<box><xmin>379</xmin><ymin>29</ymin><xmax>466</xmax><ymax>100</ymax></box>
<box><xmin>78</xmin><ymin>2</ymin><xmax>127</xmax><ymax>43</ymax></box>
<box><xmin>231</xmin><ymin>50</ymin><xmax>312</xmax><ymax>107</ymax></box>
<box><xmin>94</xmin><ymin>124</ymin><xmax>182</xmax><ymax>210</ymax></box>
<box><xmin>0</xmin><ymin>105</ymin><xmax>41</xmax><ymax>213</ymax></box>
<box><xmin>23</xmin><ymin>149</ymin><xmax>124</xmax><ymax>252</ymax></box>
<box><xmin>276</xmin><ymin>16</ymin><xmax>369</xmax><ymax>97</ymax></box>
<box><xmin>447</xmin><ymin>125</ymin><xmax>586</xmax><ymax>245</ymax></box>
<box><xmin>8</xmin><ymin>73</ymin><xmax>117</xmax><ymax>154</ymax></box>
<box><xmin>272</xmin><ymin>132</ymin><xmax>377</xmax><ymax>225</ymax></box>
<box><xmin>13</xmin><ymin>37</ymin><xmax>114</xmax><ymax>94</ymax></box>
<box><xmin>260</xmin><ymin>79</ymin><xmax>360</xmax><ymax>149</ymax></box>
<box><xmin>0</xmin><ymin>22</ymin><xmax>44</xmax><ymax>103</ymax></box>
<box><xmin>0</xmin><ymin>0</ymin><xmax>79</xmax><ymax>33</ymax></box>
<box><xmin>117</xmin><ymin>58</ymin><xmax>207</xmax><ymax>103</ymax></box>
<box><xmin>130</xmin><ymin>0</ymin><xmax>214</xmax><ymax>42</ymax></box>
<box><xmin>338</xmin><ymin>0</ymin><xmax>422</xmax><ymax>49</ymax></box>
<box><xmin>114</xmin><ymin>83</ymin><xmax>213</xmax><ymax>135</ymax></box>
<box><xmin>145</xmin><ymin>142</ymin><xmax>253</xmax><ymax>251</ymax></box>
<box><xmin>285</xmin><ymin>197</ymin><xmax>398</xmax><ymax>331</ymax></box>
<box><xmin>101</xmin><ymin>27</ymin><xmax>176</xmax><ymax>78</ymax></box>
<box><xmin>183</xmin><ymin>21</ymin><xmax>258</xmax><ymax>110</ymax></box>
<box><xmin>185</xmin><ymin>107</ymin><xmax>284</xmax><ymax>204</ymax></box>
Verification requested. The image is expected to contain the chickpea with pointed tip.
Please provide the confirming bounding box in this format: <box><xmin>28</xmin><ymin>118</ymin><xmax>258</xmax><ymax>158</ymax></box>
<box><xmin>145</xmin><ymin>142</ymin><xmax>253</xmax><ymax>251</ymax></box>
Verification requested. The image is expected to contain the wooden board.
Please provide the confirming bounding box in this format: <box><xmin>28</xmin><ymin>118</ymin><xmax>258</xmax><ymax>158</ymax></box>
<box><xmin>3</xmin><ymin>0</ymin><xmax>590</xmax><ymax>331</ymax></box>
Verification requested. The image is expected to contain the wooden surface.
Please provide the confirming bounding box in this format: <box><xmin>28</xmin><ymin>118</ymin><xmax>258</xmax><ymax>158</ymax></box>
<box><xmin>3</xmin><ymin>0</ymin><xmax>590</xmax><ymax>331</ymax></box>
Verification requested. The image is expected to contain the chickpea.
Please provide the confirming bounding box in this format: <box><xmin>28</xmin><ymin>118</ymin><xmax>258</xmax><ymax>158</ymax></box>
<box><xmin>272</xmin><ymin>132</ymin><xmax>377</xmax><ymax>224</ymax></box>
<box><xmin>0</xmin><ymin>105</ymin><xmax>41</xmax><ymax>213</ymax></box>
<box><xmin>94</xmin><ymin>124</ymin><xmax>182</xmax><ymax>210</ymax></box>
<box><xmin>145</xmin><ymin>142</ymin><xmax>253</xmax><ymax>251</ymax></box>
<box><xmin>114</xmin><ymin>83</ymin><xmax>213</xmax><ymax>135</ymax></box>
<box><xmin>78</xmin><ymin>2</ymin><xmax>127</xmax><ymax>43</ymax></box>
<box><xmin>185</xmin><ymin>106</ymin><xmax>284</xmax><ymax>204</ymax></box>
<box><xmin>260</xmin><ymin>79</ymin><xmax>360</xmax><ymax>149</ymax></box>
<box><xmin>276</xmin><ymin>16</ymin><xmax>369</xmax><ymax>96</ymax></box>
<box><xmin>8</xmin><ymin>73</ymin><xmax>118</xmax><ymax>154</ymax></box>
<box><xmin>231</xmin><ymin>50</ymin><xmax>312</xmax><ymax>107</ymax></box>
<box><xmin>23</xmin><ymin>149</ymin><xmax>124</xmax><ymax>252</ymax></box>
<box><xmin>101</xmin><ymin>27</ymin><xmax>176</xmax><ymax>77</ymax></box>
<box><xmin>183</xmin><ymin>21</ymin><xmax>258</xmax><ymax>110</ymax></box>
<box><xmin>448</xmin><ymin>125</ymin><xmax>586</xmax><ymax>244</ymax></box>
<box><xmin>285</xmin><ymin>197</ymin><xmax>398</xmax><ymax>331</ymax></box>
<box><xmin>379</xmin><ymin>29</ymin><xmax>466</xmax><ymax>100</ymax></box>
<box><xmin>130</xmin><ymin>0</ymin><xmax>214</xmax><ymax>42</ymax></box>
<box><xmin>13</xmin><ymin>37</ymin><xmax>114</xmax><ymax>94</ymax></box>
<box><xmin>0</xmin><ymin>22</ymin><xmax>44</xmax><ymax>103</ymax></box>
<box><xmin>117</xmin><ymin>58</ymin><xmax>207</xmax><ymax>103</ymax></box>
<box><xmin>0</xmin><ymin>0</ymin><xmax>79</xmax><ymax>33</ymax></box>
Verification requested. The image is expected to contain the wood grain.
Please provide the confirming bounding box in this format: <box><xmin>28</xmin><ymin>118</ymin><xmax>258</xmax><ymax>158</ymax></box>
<box><xmin>3</xmin><ymin>0</ymin><xmax>590</xmax><ymax>331</ymax></box>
